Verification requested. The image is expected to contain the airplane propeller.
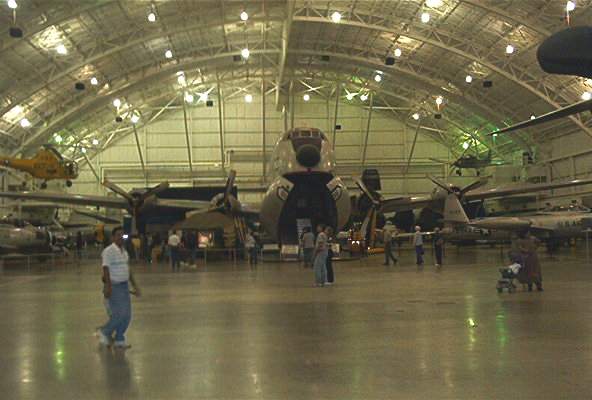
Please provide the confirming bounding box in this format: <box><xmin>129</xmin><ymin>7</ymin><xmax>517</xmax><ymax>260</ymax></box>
<box><xmin>354</xmin><ymin>177</ymin><xmax>380</xmax><ymax>207</ymax></box>
<box><xmin>427</xmin><ymin>175</ymin><xmax>488</xmax><ymax>198</ymax></box>
<box><xmin>102</xmin><ymin>179</ymin><xmax>170</xmax><ymax>232</ymax></box>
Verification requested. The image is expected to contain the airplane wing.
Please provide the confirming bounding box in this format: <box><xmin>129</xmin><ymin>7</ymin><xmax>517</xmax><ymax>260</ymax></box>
<box><xmin>173</xmin><ymin>210</ymin><xmax>235</xmax><ymax>230</ymax></box>
<box><xmin>154</xmin><ymin>198</ymin><xmax>212</xmax><ymax>210</ymax></box>
<box><xmin>72</xmin><ymin>209</ymin><xmax>121</xmax><ymax>224</ymax></box>
<box><xmin>380</xmin><ymin>195</ymin><xmax>433</xmax><ymax>214</ymax></box>
<box><xmin>464</xmin><ymin>178</ymin><xmax>592</xmax><ymax>202</ymax></box>
<box><xmin>488</xmin><ymin>99</ymin><xmax>592</xmax><ymax>135</ymax></box>
<box><xmin>469</xmin><ymin>217</ymin><xmax>532</xmax><ymax>231</ymax></box>
<box><xmin>0</xmin><ymin>191</ymin><xmax>128</xmax><ymax>209</ymax></box>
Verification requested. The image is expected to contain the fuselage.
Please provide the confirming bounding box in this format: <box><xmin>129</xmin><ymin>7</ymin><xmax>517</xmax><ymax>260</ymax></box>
<box><xmin>259</xmin><ymin>128</ymin><xmax>350</xmax><ymax>244</ymax></box>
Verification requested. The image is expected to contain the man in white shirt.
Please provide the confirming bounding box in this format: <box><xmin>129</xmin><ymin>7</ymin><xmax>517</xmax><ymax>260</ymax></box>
<box><xmin>168</xmin><ymin>231</ymin><xmax>181</xmax><ymax>272</ymax></box>
<box><xmin>97</xmin><ymin>227</ymin><xmax>140</xmax><ymax>349</ymax></box>
<box><xmin>301</xmin><ymin>227</ymin><xmax>315</xmax><ymax>268</ymax></box>
<box><xmin>383</xmin><ymin>224</ymin><xmax>397</xmax><ymax>266</ymax></box>
<box><xmin>413</xmin><ymin>225</ymin><xmax>424</xmax><ymax>267</ymax></box>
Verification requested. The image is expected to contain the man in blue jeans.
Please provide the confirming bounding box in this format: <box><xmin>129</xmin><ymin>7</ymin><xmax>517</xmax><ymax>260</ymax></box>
<box><xmin>97</xmin><ymin>226</ymin><xmax>141</xmax><ymax>349</ymax></box>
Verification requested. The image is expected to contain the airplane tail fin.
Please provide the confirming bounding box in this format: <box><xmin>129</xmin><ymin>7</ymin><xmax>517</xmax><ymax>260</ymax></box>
<box><xmin>443</xmin><ymin>193</ymin><xmax>470</xmax><ymax>225</ymax></box>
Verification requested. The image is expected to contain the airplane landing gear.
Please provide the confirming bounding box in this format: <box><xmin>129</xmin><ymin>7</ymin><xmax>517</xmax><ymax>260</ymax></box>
<box><xmin>66</xmin><ymin>180</ymin><xmax>73</xmax><ymax>187</ymax></box>
<box><xmin>40</xmin><ymin>181</ymin><xmax>47</xmax><ymax>189</ymax></box>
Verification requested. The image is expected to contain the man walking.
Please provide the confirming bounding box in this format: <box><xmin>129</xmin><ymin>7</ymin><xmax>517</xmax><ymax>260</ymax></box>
<box><xmin>168</xmin><ymin>230</ymin><xmax>181</xmax><ymax>272</ymax></box>
<box><xmin>433</xmin><ymin>227</ymin><xmax>444</xmax><ymax>269</ymax></box>
<box><xmin>383</xmin><ymin>223</ymin><xmax>397</xmax><ymax>266</ymax></box>
<box><xmin>97</xmin><ymin>226</ymin><xmax>141</xmax><ymax>349</ymax></box>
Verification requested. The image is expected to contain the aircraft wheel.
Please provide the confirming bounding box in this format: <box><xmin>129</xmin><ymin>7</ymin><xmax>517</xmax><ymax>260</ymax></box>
<box><xmin>40</xmin><ymin>182</ymin><xmax>47</xmax><ymax>189</ymax></box>
<box><xmin>497</xmin><ymin>287</ymin><xmax>502</xmax><ymax>293</ymax></box>
<box><xmin>456</xmin><ymin>170</ymin><xmax>462</xmax><ymax>176</ymax></box>
<box><xmin>66</xmin><ymin>180</ymin><xmax>73</xmax><ymax>187</ymax></box>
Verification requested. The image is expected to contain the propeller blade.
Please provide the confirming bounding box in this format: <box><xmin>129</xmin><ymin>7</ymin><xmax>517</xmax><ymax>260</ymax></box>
<box><xmin>460</xmin><ymin>178</ymin><xmax>489</xmax><ymax>196</ymax></box>
<box><xmin>144</xmin><ymin>181</ymin><xmax>169</xmax><ymax>198</ymax></box>
<box><xmin>224</xmin><ymin>170</ymin><xmax>237</xmax><ymax>200</ymax></box>
<box><xmin>427</xmin><ymin>175</ymin><xmax>451</xmax><ymax>193</ymax></box>
<box><xmin>103</xmin><ymin>180</ymin><xmax>133</xmax><ymax>202</ymax></box>
<box><xmin>354</xmin><ymin>177</ymin><xmax>380</xmax><ymax>206</ymax></box>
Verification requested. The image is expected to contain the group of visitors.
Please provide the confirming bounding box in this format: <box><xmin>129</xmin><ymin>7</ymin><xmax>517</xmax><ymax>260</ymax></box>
<box><xmin>382</xmin><ymin>224</ymin><xmax>444</xmax><ymax>269</ymax></box>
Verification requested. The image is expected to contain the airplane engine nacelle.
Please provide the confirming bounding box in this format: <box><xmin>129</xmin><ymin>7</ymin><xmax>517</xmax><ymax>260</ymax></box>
<box><xmin>260</xmin><ymin>176</ymin><xmax>294</xmax><ymax>241</ymax></box>
<box><xmin>327</xmin><ymin>176</ymin><xmax>351</xmax><ymax>231</ymax></box>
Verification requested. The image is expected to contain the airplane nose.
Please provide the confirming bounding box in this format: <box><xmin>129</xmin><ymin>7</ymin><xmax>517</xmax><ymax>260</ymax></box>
<box><xmin>296</xmin><ymin>144</ymin><xmax>321</xmax><ymax>168</ymax></box>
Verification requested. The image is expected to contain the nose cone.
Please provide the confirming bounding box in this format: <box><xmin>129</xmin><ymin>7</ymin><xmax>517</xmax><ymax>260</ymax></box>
<box><xmin>296</xmin><ymin>144</ymin><xmax>321</xmax><ymax>168</ymax></box>
<box><xmin>537</xmin><ymin>26</ymin><xmax>592</xmax><ymax>79</ymax></box>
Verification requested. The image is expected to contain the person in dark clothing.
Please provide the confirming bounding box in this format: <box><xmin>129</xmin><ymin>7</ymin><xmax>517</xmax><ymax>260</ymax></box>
<box><xmin>76</xmin><ymin>231</ymin><xmax>84</xmax><ymax>259</ymax></box>
<box><xmin>514</xmin><ymin>231</ymin><xmax>543</xmax><ymax>291</ymax></box>
<box><xmin>184</xmin><ymin>231</ymin><xmax>197</xmax><ymax>264</ymax></box>
<box><xmin>433</xmin><ymin>227</ymin><xmax>444</xmax><ymax>269</ymax></box>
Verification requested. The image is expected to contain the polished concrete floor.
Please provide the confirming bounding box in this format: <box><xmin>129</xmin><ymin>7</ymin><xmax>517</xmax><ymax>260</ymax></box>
<box><xmin>1</xmin><ymin>245</ymin><xmax>592</xmax><ymax>399</ymax></box>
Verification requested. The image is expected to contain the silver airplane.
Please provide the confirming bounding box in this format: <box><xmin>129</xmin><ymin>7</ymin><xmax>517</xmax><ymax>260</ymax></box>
<box><xmin>1</xmin><ymin>128</ymin><xmax>592</xmax><ymax>245</ymax></box>
<box><xmin>441</xmin><ymin>186</ymin><xmax>592</xmax><ymax>249</ymax></box>
<box><xmin>0</xmin><ymin>218</ymin><xmax>53</xmax><ymax>254</ymax></box>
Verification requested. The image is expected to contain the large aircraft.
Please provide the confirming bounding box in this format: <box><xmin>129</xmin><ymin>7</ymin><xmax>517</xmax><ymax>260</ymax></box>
<box><xmin>441</xmin><ymin>183</ymin><xmax>592</xmax><ymax>250</ymax></box>
<box><xmin>0</xmin><ymin>127</ymin><xmax>592</xmax><ymax>245</ymax></box>
<box><xmin>0</xmin><ymin>145</ymin><xmax>78</xmax><ymax>188</ymax></box>
<box><xmin>489</xmin><ymin>26</ymin><xmax>592</xmax><ymax>135</ymax></box>
<box><xmin>0</xmin><ymin>218</ymin><xmax>55</xmax><ymax>255</ymax></box>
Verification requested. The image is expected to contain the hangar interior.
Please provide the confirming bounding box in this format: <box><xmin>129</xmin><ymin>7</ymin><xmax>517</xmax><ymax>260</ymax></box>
<box><xmin>2</xmin><ymin>1</ymin><xmax>592</xmax><ymax>399</ymax></box>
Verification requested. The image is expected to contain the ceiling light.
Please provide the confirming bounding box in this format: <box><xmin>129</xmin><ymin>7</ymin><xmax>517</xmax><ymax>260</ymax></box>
<box><xmin>530</xmin><ymin>114</ymin><xmax>536</xmax><ymax>120</ymax></box>
<box><xmin>147</xmin><ymin>12</ymin><xmax>156</xmax><ymax>22</ymax></box>
<box><xmin>374</xmin><ymin>74</ymin><xmax>382</xmax><ymax>83</ymax></box>
<box><xmin>566</xmin><ymin>1</ymin><xmax>576</xmax><ymax>12</ymax></box>
<box><xmin>241</xmin><ymin>48</ymin><xmax>250</xmax><ymax>59</ymax></box>
<box><xmin>421</xmin><ymin>12</ymin><xmax>430</xmax><ymax>23</ymax></box>
<box><xmin>582</xmin><ymin>91</ymin><xmax>592</xmax><ymax>101</ymax></box>
<box><xmin>360</xmin><ymin>93</ymin><xmax>368</xmax><ymax>101</ymax></box>
<box><xmin>81</xmin><ymin>147</ymin><xmax>87</xmax><ymax>154</ymax></box>
<box><xmin>199</xmin><ymin>93</ymin><xmax>208</xmax><ymax>102</ymax></box>
<box><xmin>435</xmin><ymin>96</ymin><xmax>443</xmax><ymax>106</ymax></box>
<box><xmin>426</xmin><ymin>0</ymin><xmax>443</xmax><ymax>7</ymax></box>
<box><xmin>7</xmin><ymin>0</ymin><xmax>17</xmax><ymax>9</ymax></box>
<box><xmin>394</xmin><ymin>48</ymin><xmax>402</xmax><ymax>57</ymax></box>
<box><xmin>184</xmin><ymin>93</ymin><xmax>194</xmax><ymax>103</ymax></box>
<box><xmin>56</xmin><ymin>44</ymin><xmax>68</xmax><ymax>55</ymax></box>
<box><xmin>505</xmin><ymin>44</ymin><xmax>514</xmax><ymax>54</ymax></box>
<box><xmin>412</xmin><ymin>113</ymin><xmax>420</xmax><ymax>120</ymax></box>
<box><xmin>19</xmin><ymin>118</ymin><xmax>30</xmax><ymax>128</ymax></box>
<box><xmin>346</xmin><ymin>93</ymin><xmax>355</xmax><ymax>101</ymax></box>
<box><xmin>303</xmin><ymin>94</ymin><xmax>310</xmax><ymax>101</ymax></box>
<box><xmin>244</xmin><ymin>94</ymin><xmax>253</xmax><ymax>103</ymax></box>
<box><xmin>90</xmin><ymin>77</ymin><xmax>98</xmax><ymax>86</ymax></box>
<box><xmin>240</xmin><ymin>11</ymin><xmax>249</xmax><ymax>21</ymax></box>
<box><xmin>331</xmin><ymin>11</ymin><xmax>342</xmax><ymax>23</ymax></box>
<box><xmin>113</xmin><ymin>98</ymin><xmax>121</xmax><ymax>108</ymax></box>
<box><xmin>55</xmin><ymin>135</ymin><xmax>63</xmax><ymax>143</ymax></box>
<box><xmin>131</xmin><ymin>114</ymin><xmax>140</xmax><ymax>124</ymax></box>
<box><xmin>165</xmin><ymin>49</ymin><xmax>173</xmax><ymax>59</ymax></box>
<box><xmin>462</xmin><ymin>142</ymin><xmax>469</xmax><ymax>150</ymax></box>
<box><xmin>177</xmin><ymin>74</ymin><xmax>186</xmax><ymax>86</ymax></box>
<box><xmin>92</xmin><ymin>139</ymin><xmax>99</xmax><ymax>145</ymax></box>
<box><xmin>465</xmin><ymin>75</ymin><xmax>473</xmax><ymax>83</ymax></box>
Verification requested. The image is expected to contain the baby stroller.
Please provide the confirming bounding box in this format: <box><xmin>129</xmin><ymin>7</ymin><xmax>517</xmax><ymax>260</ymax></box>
<box><xmin>496</xmin><ymin>268</ymin><xmax>518</xmax><ymax>293</ymax></box>
<box><xmin>496</xmin><ymin>251</ymin><xmax>522</xmax><ymax>293</ymax></box>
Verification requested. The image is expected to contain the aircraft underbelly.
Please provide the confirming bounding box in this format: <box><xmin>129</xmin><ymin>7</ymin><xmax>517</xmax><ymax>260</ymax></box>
<box><xmin>260</xmin><ymin>173</ymin><xmax>350</xmax><ymax>244</ymax></box>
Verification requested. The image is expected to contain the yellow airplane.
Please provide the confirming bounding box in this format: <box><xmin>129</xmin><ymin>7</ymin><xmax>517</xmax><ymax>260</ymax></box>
<box><xmin>0</xmin><ymin>145</ymin><xmax>78</xmax><ymax>188</ymax></box>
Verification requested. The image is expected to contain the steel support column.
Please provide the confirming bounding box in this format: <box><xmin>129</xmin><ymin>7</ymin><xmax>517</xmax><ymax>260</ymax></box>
<box><xmin>262</xmin><ymin>79</ymin><xmax>267</xmax><ymax>181</ymax></box>
<box><xmin>82</xmin><ymin>152</ymin><xmax>101</xmax><ymax>183</ymax></box>
<box><xmin>132</xmin><ymin>124</ymin><xmax>146</xmax><ymax>179</ymax></box>
<box><xmin>216</xmin><ymin>77</ymin><xmax>225</xmax><ymax>170</ymax></box>
<box><xmin>361</xmin><ymin>93</ymin><xmax>374</xmax><ymax>169</ymax></box>
<box><xmin>182</xmin><ymin>98</ymin><xmax>193</xmax><ymax>173</ymax></box>
<box><xmin>405</xmin><ymin>122</ymin><xmax>422</xmax><ymax>174</ymax></box>
<box><xmin>332</xmin><ymin>84</ymin><xmax>341</xmax><ymax>150</ymax></box>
